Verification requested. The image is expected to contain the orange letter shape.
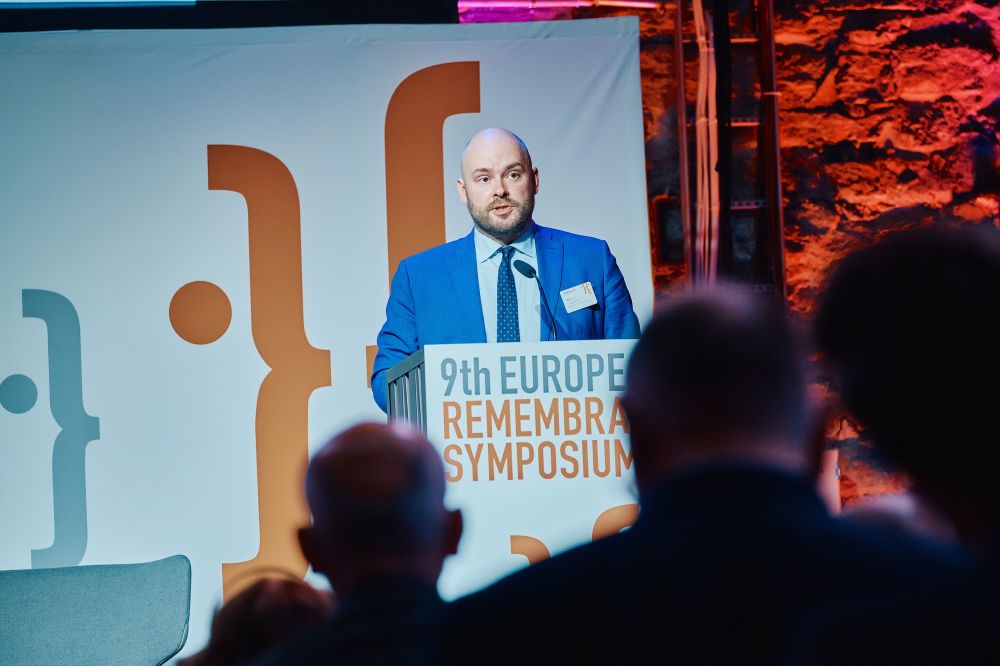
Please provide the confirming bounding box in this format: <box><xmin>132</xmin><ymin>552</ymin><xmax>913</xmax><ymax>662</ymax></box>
<box><xmin>592</xmin><ymin>504</ymin><xmax>639</xmax><ymax>541</ymax></box>
<box><xmin>384</xmin><ymin>61</ymin><xmax>480</xmax><ymax>280</ymax></box>
<box><xmin>510</xmin><ymin>534</ymin><xmax>551</xmax><ymax>565</ymax></box>
<box><xmin>209</xmin><ymin>145</ymin><xmax>332</xmax><ymax>599</ymax></box>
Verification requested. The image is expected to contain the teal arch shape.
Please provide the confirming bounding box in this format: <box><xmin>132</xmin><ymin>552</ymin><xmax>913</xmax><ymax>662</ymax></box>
<box><xmin>24</xmin><ymin>289</ymin><xmax>101</xmax><ymax>569</ymax></box>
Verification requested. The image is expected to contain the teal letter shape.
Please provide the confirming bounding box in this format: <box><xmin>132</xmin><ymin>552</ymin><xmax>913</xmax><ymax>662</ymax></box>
<box><xmin>25</xmin><ymin>290</ymin><xmax>100</xmax><ymax>569</ymax></box>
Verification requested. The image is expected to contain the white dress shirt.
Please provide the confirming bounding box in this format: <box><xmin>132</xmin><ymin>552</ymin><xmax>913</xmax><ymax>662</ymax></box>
<box><xmin>474</xmin><ymin>223</ymin><xmax>542</xmax><ymax>343</ymax></box>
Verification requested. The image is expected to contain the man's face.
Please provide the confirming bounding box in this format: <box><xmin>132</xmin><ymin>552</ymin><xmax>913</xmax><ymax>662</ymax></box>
<box><xmin>457</xmin><ymin>131</ymin><xmax>539</xmax><ymax>244</ymax></box>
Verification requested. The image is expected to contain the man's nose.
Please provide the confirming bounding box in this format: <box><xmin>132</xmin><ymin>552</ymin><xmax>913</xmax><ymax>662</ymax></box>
<box><xmin>492</xmin><ymin>178</ymin><xmax>508</xmax><ymax>197</ymax></box>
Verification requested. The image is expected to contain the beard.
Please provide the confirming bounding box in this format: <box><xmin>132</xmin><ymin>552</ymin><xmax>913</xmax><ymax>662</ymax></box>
<box><xmin>467</xmin><ymin>193</ymin><xmax>534</xmax><ymax>242</ymax></box>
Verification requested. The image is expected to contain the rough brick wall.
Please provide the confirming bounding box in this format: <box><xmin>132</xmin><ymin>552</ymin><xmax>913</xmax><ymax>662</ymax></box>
<box><xmin>462</xmin><ymin>2</ymin><xmax>1000</xmax><ymax>505</ymax></box>
<box><xmin>777</xmin><ymin>1</ymin><xmax>1000</xmax><ymax>503</ymax></box>
<box><xmin>778</xmin><ymin>1</ymin><xmax>1000</xmax><ymax>316</ymax></box>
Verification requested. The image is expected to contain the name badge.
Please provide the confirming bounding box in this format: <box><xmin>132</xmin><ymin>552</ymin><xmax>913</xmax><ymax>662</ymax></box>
<box><xmin>560</xmin><ymin>281</ymin><xmax>598</xmax><ymax>313</ymax></box>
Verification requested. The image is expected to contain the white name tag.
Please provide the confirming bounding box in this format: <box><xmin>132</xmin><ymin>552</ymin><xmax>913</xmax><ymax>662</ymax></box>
<box><xmin>560</xmin><ymin>281</ymin><xmax>598</xmax><ymax>313</ymax></box>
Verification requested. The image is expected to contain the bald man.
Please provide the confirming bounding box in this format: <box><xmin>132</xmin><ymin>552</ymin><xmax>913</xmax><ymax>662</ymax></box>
<box><xmin>371</xmin><ymin>127</ymin><xmax>641</xmax><ymax>412</ymax></box>
<box><xmin>252</xmin><ymin>423</ymin><xmax>462</xmax><ymax>665</ymax></box>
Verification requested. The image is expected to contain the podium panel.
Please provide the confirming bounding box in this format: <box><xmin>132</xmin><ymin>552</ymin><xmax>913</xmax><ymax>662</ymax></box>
<box><xmin>392</xmin><ymin>340</ymin><xmax>638</xmax><ymax>597</ymax></box>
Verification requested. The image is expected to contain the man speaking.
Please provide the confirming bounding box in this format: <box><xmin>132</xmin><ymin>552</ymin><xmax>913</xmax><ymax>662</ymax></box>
<box><xmin>371</xmin><ymin>127</ymin><xmax>641</xmax><ymax>412</ymax></box>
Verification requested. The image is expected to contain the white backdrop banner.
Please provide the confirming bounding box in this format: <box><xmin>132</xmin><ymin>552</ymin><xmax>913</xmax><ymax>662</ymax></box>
<box><xmin>0</xmin><ymin>17</ymin><xmax>651</xmax><ymax>657</ymax></box>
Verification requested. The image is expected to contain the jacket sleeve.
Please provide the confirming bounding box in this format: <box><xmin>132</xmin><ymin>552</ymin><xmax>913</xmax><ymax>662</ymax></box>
<box><xmin>371</xmin><ymin>261</ymin><xmax>419</xmax><ymax>413</ymax></box>
<box><xmin>600</xmin><ymin>240</ymin><xmax>641</xmax><ymax>339</ymax></box>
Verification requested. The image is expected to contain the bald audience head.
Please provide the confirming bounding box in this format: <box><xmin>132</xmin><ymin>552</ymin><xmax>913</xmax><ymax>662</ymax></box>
<box><xmin>298</xmin><ymin>422</ymin><xmax>462</xmax><ymax>597</ymax></box>
<box><xmin>624</xmin><ymin>287</ymin><xmax>812</xmax><ymax>496</ymax></box>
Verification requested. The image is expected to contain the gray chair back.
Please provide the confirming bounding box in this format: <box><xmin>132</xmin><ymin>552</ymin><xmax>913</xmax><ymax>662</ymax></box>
<box><xmin>0</xmin><ymin>554</ymin><xmax>192</xmax><ymax>665</ymax></box>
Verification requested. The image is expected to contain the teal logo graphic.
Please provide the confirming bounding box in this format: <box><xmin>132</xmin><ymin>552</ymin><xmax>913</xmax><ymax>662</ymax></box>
<box><xmin>1</xmin><ymin>290</ymin><xmax>100</xmax><ymax>568</ymax></box>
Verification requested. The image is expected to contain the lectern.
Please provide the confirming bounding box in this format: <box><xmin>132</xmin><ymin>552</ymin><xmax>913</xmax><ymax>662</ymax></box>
<box><xmin>386</xmin><ymin>348</ymin><xmax>426</xmax><ymax>430</ymax></box>
<box><xmin>384</xmin><ymin>340</ymin><xmax>640</xmax><ymax>597</ymax></box>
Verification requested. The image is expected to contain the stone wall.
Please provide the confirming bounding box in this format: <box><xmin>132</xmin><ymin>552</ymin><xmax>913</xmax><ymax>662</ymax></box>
<box><xmin>777</xmin><ymin>1</ymin><xmax>1000</xmax><ymax>502</ymax></box>
<box><xmin>461</xmin><ymin>1</ymin><xmax>1000</xmax><ymax>504</ymax></box>
<box><xmin>778</xmin><ymin>1</ymin><xmax>1000</xmax><ymax>315</ymax></box>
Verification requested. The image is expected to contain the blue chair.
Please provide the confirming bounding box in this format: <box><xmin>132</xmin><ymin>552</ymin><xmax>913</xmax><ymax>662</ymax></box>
<box><xmin>0</xmin><ymin>554</ymin><xmax>191</xmax><ymax>665</ymax></box>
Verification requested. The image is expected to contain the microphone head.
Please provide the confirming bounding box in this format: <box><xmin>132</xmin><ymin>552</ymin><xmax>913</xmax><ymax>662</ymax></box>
<box><xmin>512</xmin><ymin>259</ymin><xmax>537</xmax><ymax>279</ymax></box>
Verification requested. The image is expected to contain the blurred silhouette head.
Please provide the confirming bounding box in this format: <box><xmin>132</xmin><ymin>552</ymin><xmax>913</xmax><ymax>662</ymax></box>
<box><xmin>298</xmin><ymin>422</ymin><xmax>462</xmax><ymax>598</ymax></box>
<box><xmin>815</xmin><ymin>226</ymin><xmax>1000</xmax><ymax>540</ymax></box>
<box><xmin>624</xmin><ymin>286</ymin><xmax>812</xmax><ymax>497</ymax></box>
<box><xmin>180</xmin><ymin>576</ymin><xmax>332</xmax><ymax>666</ymax></box>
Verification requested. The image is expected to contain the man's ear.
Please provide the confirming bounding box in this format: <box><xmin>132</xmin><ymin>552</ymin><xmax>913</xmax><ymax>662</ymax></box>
<box><xmin>456</xmin><ymin>177</ymin><xmax>468</xmax><ymax>204</ymax></box>
<box><xmin>532</xmin><ymin>167</ymin><xmax>539</xmax><ymax>194</ymax></box>
<box><xmin>444</xmin><ymin>509</ymin><xmax>463</xmax><ymax>556</ymax></box>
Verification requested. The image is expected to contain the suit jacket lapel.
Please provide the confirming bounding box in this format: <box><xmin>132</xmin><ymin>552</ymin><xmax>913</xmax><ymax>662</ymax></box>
<box><xmin>448</xmin><ymin>231</ymin><xmax>487</xmax><ymax>343</ymax></box>
<box><xmin>535</xmin><ymin>224</ymin><xmax>564</xmax><ymax>341</ymax></box>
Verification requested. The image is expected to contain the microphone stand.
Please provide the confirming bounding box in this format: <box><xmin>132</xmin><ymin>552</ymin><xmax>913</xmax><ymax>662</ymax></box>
<box><xmin>513</xmin><ymin>259</ymin><xmax>558</xmax><ymax>341</ymax></box>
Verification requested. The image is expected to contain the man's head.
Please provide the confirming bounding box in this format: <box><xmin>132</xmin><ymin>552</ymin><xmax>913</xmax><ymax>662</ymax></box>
<box><xmin>815</xmin><ymin>226</ymin><xmax>1000</xmax><ymax>531</ymax></box>
<box><xmin>180</xmin><ymin>577</ymin><xmax>332</xmax><ymax>666</ymax></box>
<box><xmin>624</xmin><ymin>287</ymin><xmax>812</xmax><ymax>497</ymax></box>
<box><xmin>457</xmin><ymin>127</ymin><xmax>539</xmax><ymax>245</ymax></box>
<box><xmin>298</xmin><ymin>422</ymin><xmax>462</xmax><ymax>597</ymax></box>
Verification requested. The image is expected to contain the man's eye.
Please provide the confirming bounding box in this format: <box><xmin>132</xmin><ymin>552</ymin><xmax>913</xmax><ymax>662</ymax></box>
<box><xmin>508</xmin><ymin>172</ymin><xmax>520</xmax><ymax>179</ymax></box>
<box><xmin>477</xmin><ymin>176</ymin><xmax>490</xmax><ymax>183</ymax></box>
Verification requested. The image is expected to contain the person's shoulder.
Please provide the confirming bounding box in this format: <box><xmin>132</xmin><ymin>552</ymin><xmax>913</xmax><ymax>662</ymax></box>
<box><xmin>788</xmin><ymin>564</ymin><xmax>993</xmax><ymax>666</ymax></box>
<box><xmin>451</xmin><ymin>528</ymin><xmax>629</xmax><ymax>612</ymax></box>
<box><xmin>534</xmin><ymin>223</ymin><xmax>610</xmax><ymax>250</ymax></box>
<box><xmin>397</xmin><ymin>233</ymin><xmax>473</xmax><ymax>273</ymax></box>
<box><xmin>442</xmin><ymin>533</ymin><xmax>630</xmax><ymax>664</ymax></box>
<box><xmin>244</xmin><ymin>623</ymin><xmax>335</xmax><ymax>666</ymax></box>
<box><xmin>810</xmin><ymin>512</ymin><xmax>971</xmax><ymax>581</ymax></box>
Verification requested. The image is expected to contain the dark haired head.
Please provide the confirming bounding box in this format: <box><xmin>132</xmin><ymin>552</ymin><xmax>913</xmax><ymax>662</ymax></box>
<box><xmin>180</xmin><ymin>576</ymin><xmax>332</xmax><ymax>666</ymax></box>
<box><xmin>815</xmin><ymin>225</ymin><xmax>1000</xmax><ymax>521</ymax></box>
<box><xmin>625</xmin><ymin>286</ymin><xmax>811</xmax><ymax>495</ymax></box>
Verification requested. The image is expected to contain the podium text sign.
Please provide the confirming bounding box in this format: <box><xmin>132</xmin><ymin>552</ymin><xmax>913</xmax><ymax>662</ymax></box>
<box><xmin>390</xmin><ymin>340</ymin><xmax>638</xmax><ymax>597</ymax></box>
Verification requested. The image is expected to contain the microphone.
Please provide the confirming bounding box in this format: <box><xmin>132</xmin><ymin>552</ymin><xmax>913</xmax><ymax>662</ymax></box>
<box><xmin>513</xmin><ymin>259</ymin><xmax>557</xmax><ymax>341</ymax></box>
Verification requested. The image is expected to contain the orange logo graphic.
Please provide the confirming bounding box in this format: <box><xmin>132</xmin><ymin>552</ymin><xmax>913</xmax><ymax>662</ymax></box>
<box><xmin>170</xmin><ymin>146</ymin><xmax>332</xmax><ymax>599</ymax></box>
<box><xmin>510</xmin><ymin>504</ymin><xmax>638</xmax><ymax>565</ymax></box>
<box><xmin>384</xmin><ymin>61</ymin><xmax>481</xmax><ymax>279</ymax></box>
<box><xmin>168</xmin><ymin>62</ymin><xmax>480</xmax><ymax>595</ymax></box>
<box><xmin>367</xmin><ymin>62</ymin><xmax>481</xmax><ymax>381</ymax></box>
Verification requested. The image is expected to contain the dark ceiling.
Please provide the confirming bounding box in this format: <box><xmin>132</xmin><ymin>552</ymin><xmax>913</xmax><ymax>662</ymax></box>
<box><xmin>1</xmin><ymin>0</ymin><xmax>459</xmax><ymax>33</ymax></box>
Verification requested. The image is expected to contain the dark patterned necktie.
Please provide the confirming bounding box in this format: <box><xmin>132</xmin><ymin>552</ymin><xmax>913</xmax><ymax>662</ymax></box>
<box><xmin>497</xmin><ymin>246</ymin><xmax>520</xmax><ymax>342</ymax></box>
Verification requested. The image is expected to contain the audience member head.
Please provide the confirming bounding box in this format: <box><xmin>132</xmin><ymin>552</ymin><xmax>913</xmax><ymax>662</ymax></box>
<box><xmin>180</xmin><ymin>575</ymin><xmax>332</xmax><ymax>666</ymax></box>
<box><xmin>814</xmin><ymin>225</ymin><xmax>1000</xmax><ymax>542</ymax></box>
<box><xmin>624</xmin><ymin>285</ymin><xmax>813</xmax><ymax>498</ymax></box>
<box><xmin>298</xmin><ymin>422</ymin><xmax>462</xmax><ymax>598</ymax></box>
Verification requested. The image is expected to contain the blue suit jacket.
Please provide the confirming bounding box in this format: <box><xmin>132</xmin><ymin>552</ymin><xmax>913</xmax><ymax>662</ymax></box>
<box><xmin>371</xmin><ymin>224</ymin><xmax>642</xmax><ymax>412</ymax></box>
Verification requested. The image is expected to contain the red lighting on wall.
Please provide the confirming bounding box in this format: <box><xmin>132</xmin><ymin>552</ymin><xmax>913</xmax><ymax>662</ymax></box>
<box><xmin>458</xmin><ymin>1</ymin><xmax>663</xmax><ymax>10</ymax></box>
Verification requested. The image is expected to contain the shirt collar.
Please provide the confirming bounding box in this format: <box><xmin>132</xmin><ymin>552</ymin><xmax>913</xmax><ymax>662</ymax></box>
<box><xmin>474</xmin><ymin>221</ymin><xmax>536</xmax><ymax>263</ymax></box>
